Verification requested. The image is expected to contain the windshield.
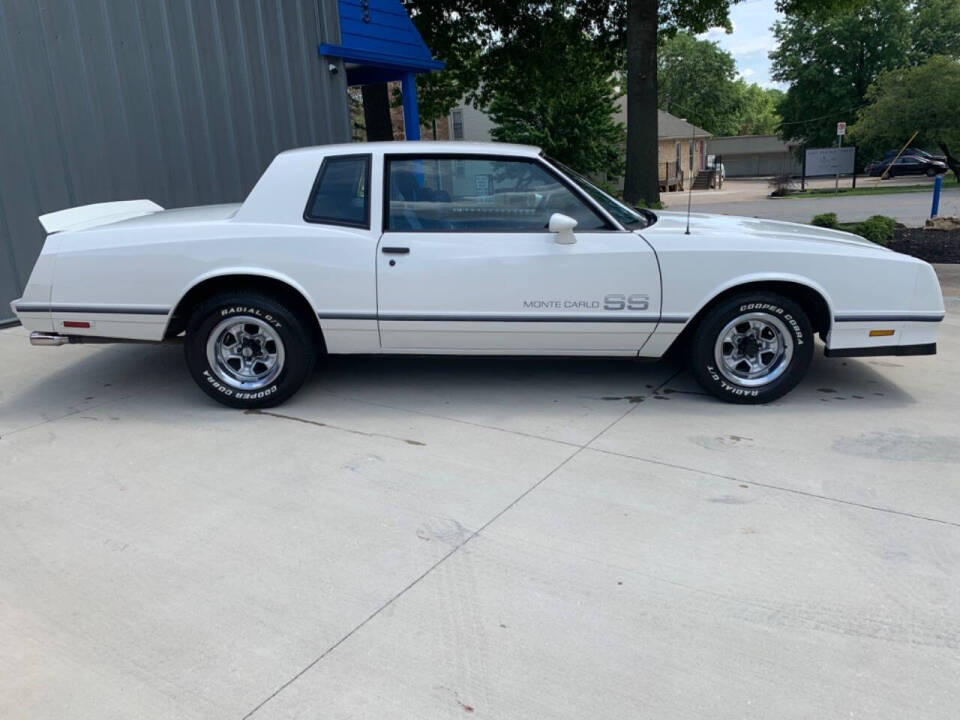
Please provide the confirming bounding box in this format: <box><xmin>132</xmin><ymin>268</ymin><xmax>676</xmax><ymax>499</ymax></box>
<box><xmin>545</xmin><ymin>156</ymin><xmax>655</xmax><ymax>229</ymax></box>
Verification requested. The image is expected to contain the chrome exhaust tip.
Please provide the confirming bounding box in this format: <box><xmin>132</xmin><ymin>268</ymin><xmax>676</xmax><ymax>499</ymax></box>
<box><xmin>30</xmin><ymin>332</ymin><xmax>71</xmax><ymax>346</ymax></box>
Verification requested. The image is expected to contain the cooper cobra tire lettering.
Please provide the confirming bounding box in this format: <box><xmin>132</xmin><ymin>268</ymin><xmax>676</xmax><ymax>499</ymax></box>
<box><xmin>691</xmin><ymin>292</ymin><xmax>814</xmax><ymax>405</ymax></box>
<box><xmin>186</xmin><ymin>292</ymin><xmax>315</xmax><ymax>409</ymax></box>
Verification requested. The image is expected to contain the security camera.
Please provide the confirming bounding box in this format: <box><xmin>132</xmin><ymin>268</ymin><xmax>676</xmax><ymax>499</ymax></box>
<box><xmin>328</xmin><ymin>63</ymin><xmax>339</xmax><ymax>75</ymax></box>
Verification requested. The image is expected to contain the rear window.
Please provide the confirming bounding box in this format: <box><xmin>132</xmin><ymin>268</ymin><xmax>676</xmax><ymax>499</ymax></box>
<box><xmin>304</xmin><ymin>154</ymin><xmax>370</xmax><ymax>227</ymax></box>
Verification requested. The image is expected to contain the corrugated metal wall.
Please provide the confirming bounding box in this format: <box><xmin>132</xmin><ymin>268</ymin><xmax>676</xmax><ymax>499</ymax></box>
<box><xmin>0</xmin><ymin>0</ymin><xmax>351</xmax><ymax>322</ymax></box>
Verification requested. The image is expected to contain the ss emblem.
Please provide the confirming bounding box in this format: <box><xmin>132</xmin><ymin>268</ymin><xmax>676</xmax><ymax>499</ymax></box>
<box><xmin>604</xmin><ymin>293</ymin><xmax>649</xmax><ymax>311</ymax></box>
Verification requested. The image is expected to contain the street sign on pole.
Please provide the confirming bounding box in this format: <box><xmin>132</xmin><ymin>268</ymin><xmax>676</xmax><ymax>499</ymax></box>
<box><xmin>837</xmin><ymin>122</ymin><xmax>846</xmax><ymax>136</ymax></box>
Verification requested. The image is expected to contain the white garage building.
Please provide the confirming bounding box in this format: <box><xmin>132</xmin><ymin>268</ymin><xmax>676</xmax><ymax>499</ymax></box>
<box><xmin>706</xmin><ymin>135</ymin><xmax>802</xmax><ymax>178</ymax></box>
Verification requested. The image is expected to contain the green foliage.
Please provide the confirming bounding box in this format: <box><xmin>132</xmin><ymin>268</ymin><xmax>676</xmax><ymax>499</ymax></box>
<box><xmin>851</xmin><ymin>56</ymin><xmax>960</xmax><ymax>160</ymax></box>
<box><xmin>657</xmin><ymin>33</ymin><xmax>740</xmax><ymax>135</ymax></box>
<box><xmin>810</xmin><ymin>213</ymin><xmax>897</xmax><ymax>243</ymax></box>
<box><xmin>855</xmin><ymin>215</ymin><xmax>898</xmax><ymax>245</ymax></box>
<box><xmin>657</xmin><ymin>33</ymin><xmax>784</xmax><ymax>137</ymax></box>
<box><xmin>633</xmin><ymin>198</ymin><xmax>664</xmax><ymax>210</ymax></box>
<box><xmin>910</xmin><ymin>0</ymin><xmax>960</xmax><ymax>63</ymax></box>
<box><xmin>771</xmin><ymin>0</ymin><xmax>911</xmax><ymax>148</ymax></box>
<box><xmin>401</xmin><ymin>0</ymin><xmax>626</xmax><ymax>122</ymax></box>
<box><xmin>400</xmin><ymin>0</ymin><xmax>861</xmax><ymax>206</ymax></box>
<box><xmin>772</xmin><ymin>0</ymin><xmax>960</xmax><ymax>149</ymax></box>
<box><xmin>734</xmin><ymin>84</ymin><xmax>783</xmax><ymax>136</ymax></box>
<box><xmin>485</xmin><ymin>12</ymin><xmax>625</xmax><ymax>177</ymax></box>
<box><xmin>658</xmin><ymin>33</ymin><xmax>737</xmax><ymax>133</ymax></box>
<box><xmin>401</xmin><ymin>0</ymin><xmax>485</xmax><ymax>121</ymax></box>
<box><xmin>811</xmin><ymin>212</ymin><xmax>839</xmax><ymax>228</ymax></box>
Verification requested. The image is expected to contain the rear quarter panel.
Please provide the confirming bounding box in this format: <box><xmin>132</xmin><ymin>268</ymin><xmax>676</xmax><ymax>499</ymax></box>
<box><xmin>48</xmin><ymin>221</ymin><xmax>378</xmax><ymax>345</ymax></box>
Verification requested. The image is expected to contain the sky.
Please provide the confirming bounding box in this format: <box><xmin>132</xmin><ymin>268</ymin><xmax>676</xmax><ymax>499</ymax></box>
<box><xmin>699</xmin><ymin>0</ymin><xmax>786</xmax><ymax>90</ymax></box>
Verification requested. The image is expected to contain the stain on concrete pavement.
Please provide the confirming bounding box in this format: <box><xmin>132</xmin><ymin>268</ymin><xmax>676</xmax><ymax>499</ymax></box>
<box><xmin>833</xmin><ymin>431</ymin><xmax>960</xmax><ymax>463</ymax></box>
<box><xmin>691</xmin><ymin>435</ymin><xmax>754</xmax><ymax>450</ymax></box>
<box><xmin>601</xmin><ymin>395</ymin><xmax>645</xmax><ymax>403</ymax></box>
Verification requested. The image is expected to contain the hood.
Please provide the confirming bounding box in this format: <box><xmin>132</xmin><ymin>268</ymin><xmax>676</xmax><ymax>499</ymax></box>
<box><xmin>644</xmin><ymin>211</ymin><xmax>885</xmax><ymax>251</ymax></box>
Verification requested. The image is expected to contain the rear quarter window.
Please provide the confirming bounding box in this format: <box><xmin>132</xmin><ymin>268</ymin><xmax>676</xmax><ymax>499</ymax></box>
<box><xmin>304</xmin><ymin>154</ymin><xmax>370</xmax><ymax>228</ymax></box>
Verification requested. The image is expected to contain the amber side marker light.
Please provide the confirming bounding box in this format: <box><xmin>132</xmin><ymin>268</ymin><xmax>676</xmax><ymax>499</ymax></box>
<box><xmin>869</xmin><ymin>329</ymin><xmax>895</xmax><ymax>337</ymax></box>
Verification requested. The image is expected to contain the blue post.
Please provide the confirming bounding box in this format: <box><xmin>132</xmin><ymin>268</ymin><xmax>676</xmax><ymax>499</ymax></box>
<box><xmin>931</xmin><ymin>175</ymin><xmax>942</xmax><ymax>218</ymax></box>
<box><xmin>401</xmin><ymin>72</ymin><xmax>420</xmax><ymax>141</ymax></box>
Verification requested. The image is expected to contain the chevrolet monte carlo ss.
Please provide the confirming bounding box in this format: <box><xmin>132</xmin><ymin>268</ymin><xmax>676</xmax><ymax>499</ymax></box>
<box><xmin>11</xmin><ymin>142</ymin><xmax>945</xmax><ymax>407</ymax></box>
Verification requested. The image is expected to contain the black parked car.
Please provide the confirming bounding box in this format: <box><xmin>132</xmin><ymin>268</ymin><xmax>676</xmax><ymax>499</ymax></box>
<box><xmin>865</xmin><ymin>154</ymin><xmax>948</xmax><ymax>177</ymax></box>
<box><xmin>881</xmin><ymin>147</ymin><xmax>946</xmax><ymax>163</ymax></box>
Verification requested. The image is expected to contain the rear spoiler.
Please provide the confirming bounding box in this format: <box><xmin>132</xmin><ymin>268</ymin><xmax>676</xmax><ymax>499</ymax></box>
<box><xmin>39</xmin><ymin>199</ymin><xmax>163</xmax><ymax>233</ymax></box>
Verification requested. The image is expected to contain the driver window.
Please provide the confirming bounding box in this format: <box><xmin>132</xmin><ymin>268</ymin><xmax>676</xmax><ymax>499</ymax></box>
<box><xmin>386</xmin><ymin>157</ymin><xmax>609</xmax><ymax>232</ymax></box>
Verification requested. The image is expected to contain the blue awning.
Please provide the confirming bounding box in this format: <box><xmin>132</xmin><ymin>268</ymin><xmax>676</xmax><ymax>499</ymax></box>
<box><xmin>318</xmin><ymin>0</ymin><xmax>445</xmax><ymax>139</ymax></box>
<box><xmin>319</xmin><ymin>0</ymin><xmax>445</xmax><ymax>86</ymax></box>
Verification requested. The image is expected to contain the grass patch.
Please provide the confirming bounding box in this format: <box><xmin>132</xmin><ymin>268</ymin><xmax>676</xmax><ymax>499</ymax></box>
<box><xmin>787</xmin><ymin>176</ymin><xmax>958</xmax><ymax>198</ymax></box>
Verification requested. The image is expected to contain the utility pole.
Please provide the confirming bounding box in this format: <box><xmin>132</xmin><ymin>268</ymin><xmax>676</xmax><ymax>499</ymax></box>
<box><xmin>835</xmin><ymin>122</ymin><xmax>846</xmax><ymax>193</ymax></box>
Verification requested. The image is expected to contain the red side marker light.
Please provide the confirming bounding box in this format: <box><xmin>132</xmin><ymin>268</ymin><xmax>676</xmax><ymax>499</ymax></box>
<box><xmin>63</xmin><ymin>321</ymin><xmax>90</xmax><ymax>329</ymax></box>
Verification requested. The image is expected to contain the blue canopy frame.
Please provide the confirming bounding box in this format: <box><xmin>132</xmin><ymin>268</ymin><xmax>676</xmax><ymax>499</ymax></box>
<box><xmin>318</xmin><ymin>0</ymin><xmax>445</xmax><ymax>140</ymax></box>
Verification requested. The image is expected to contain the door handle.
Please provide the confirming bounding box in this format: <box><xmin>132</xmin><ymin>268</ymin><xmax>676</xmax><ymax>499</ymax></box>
<box><xmin>381</xmin><ymin>246</ymin><xmax>410</xmax><ymax>254</ymax></box>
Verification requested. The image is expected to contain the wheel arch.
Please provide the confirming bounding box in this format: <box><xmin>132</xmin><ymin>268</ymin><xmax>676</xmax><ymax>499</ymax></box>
<box><xmin>165</xmin><ymin>270</ymin><xmax>325</xmax><ymax>350</ymax></box>
<box><xmin>668</xmin><ymin>276</ymin><xmax>834</xmax><ymax>355</ymax></box>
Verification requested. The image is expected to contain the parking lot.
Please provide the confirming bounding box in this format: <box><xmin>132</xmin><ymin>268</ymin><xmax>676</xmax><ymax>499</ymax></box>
<box><xmin>2</xmin><ymin>284</ymin><xmax>959</xmax><ymax>719</ymax></box>
<box><xmin>663</xmin><ymin>177</ymin><xmax>960</xmax><ymax>226</ymax></box>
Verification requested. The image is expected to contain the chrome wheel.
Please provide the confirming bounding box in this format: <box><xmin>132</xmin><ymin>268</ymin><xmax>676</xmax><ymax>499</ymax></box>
<box><xmin>205</xmin><ymin>315</ymin><xmax>285</xmax><ymax>390</ymax></box>
<box><xmin>714</xmin><ymin>312</ymin><xmax>793</xmax><ymax>387</ymax></box>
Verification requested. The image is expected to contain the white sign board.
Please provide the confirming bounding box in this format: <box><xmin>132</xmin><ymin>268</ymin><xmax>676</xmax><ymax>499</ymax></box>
<box><xmin>836</xmin><ymin>122</ymin><xmax>846</xmax><ymax>136</ymax></box>
<box><xmin>805</xmin><ymin>147</ymin><xmax>855</xmax><ymax>177</ymax></box>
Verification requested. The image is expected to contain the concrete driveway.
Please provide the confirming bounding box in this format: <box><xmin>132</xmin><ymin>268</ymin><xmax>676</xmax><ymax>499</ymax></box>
<box><xmin>2</xmin><ymin>295</ymin><xmax>959</xmax><ymax>718</ymax></box>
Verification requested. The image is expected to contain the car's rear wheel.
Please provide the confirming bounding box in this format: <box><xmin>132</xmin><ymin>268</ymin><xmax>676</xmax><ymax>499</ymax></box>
<box><xmin>184</xmin><ymin>292</ymin><xmax>315</xmax><ymax>408</ymax></box>
<box><xmin>690</xmin><ymin>293</ymin><xmax>814</xmax><ymax>404</ymax></box>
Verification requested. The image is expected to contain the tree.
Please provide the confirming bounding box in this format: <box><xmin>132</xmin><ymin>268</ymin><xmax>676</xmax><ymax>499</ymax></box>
<box><xmin>771</xmin><ymin>0</ymin><xmax>960</xmax><ymax>149</ymax></box>
<box><xmin>401</xmin><ymin>0</ymin><xmax>486</xmax><ymax>123</ymax></box>
<box><xmin>623</xmin><ymin>0</ymin><xmax>738</xmax><ymax>206</ymax></box>
<box><xmin>401</xmin><ymin>0</ymin><xmax>860</xmax><ymax>207</ymax></box>
<box><xmin>850</xmin><ymin>55</ymin><xmax>960</xmax><ymax>169</ymax></box>
<box><xmin>910</xmin><ymin>0</ymin><xmax>960</xmax><ymax>64</ymax></box>
<box><xmin>657</xmin><ymin>33</ymin><xmax>743</xmax><ymax>136</ymax></box>
<box><xmin>485</xmin><ymin>12</ymin><xmax>625</xmax><ymax>175</ymax></box>
<box><xmin>656</xmin><ymin>34</ymin><xmax>783</xmax><ymax>137</ymax></box>
<box><xmin>734</xmin><ymin>84</ymin><xmax>783</xmax><ymax>135</ymax></box>
<box><xmin>771</xmin><ymin>0</ymin><xmax>911</xmax><ymax>148</ymax></box>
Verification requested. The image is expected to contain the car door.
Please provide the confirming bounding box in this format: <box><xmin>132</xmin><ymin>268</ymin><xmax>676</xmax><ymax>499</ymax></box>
<box><xmin>375</xmin><ymin>154</ymin><xmax>661</xmax><ymax>354</ymax></box>
<box><xmin>896</xmin><ymin>156</ymin><xmax>921</xmax><ymax>175</ymax></box>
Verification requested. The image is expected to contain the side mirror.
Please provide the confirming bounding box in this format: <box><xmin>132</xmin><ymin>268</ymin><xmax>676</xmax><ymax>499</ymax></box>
<box><xmin>549</xmin><ymin>213</ymin><xmax>578</xmax><ymax>244</ymax></box>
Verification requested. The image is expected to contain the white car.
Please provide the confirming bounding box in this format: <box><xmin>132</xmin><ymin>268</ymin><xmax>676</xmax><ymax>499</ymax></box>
<box><xmin>11</xmin><ymin>142</ymin><xmax>945</xmax><ymax>407</ymax></box>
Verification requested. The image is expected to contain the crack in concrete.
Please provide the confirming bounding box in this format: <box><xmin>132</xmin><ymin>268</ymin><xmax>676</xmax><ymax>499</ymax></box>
<box><xmin>240</xmin><ymin>372</ymin><xmax>667</xmax><ymax>718</ymax></box>
<box><xmin>245</xmin><ymin>409</ymin><xmax>426</xmax><ymax>446</ymax></box>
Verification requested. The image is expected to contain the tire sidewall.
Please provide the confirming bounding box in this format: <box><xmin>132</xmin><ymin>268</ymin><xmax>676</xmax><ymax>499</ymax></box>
<box><xmin>185</xmin><ymin>294</ymin><xmax>314</xmax><ymax>409</ymax></box>
<box><xmin>693</xmin><ymin>294</ymin><xmax>814</xmax><ymax>404</ymax></box>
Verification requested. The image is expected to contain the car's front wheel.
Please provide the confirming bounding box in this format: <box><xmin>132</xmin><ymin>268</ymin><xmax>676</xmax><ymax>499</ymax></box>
<box><xmin>184</xmin><ymin>292</ymin><xmax>316</xmax><ymax>408</ymax></box>
<box><xmin>926</xmin><ymin>167</ymin><xmax>938</xmax><ymax>177</ymax></box>
<box><xmin>690</xmin><ymin>293</ymin><xmax>814</xmax><ymax>404</ymax></box>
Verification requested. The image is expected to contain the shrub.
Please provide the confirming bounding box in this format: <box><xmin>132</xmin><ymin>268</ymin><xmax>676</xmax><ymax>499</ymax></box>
<box><xmin>633</xmin><ymin>199</ymin><xmax>664</xmax><ymax>210</ymax></box>
<box><xmin>811</xmin><ymin>213</ymin><xmax>838</xmax><ymax>228</ymax></box>
<box><xmin>768</xmin><ymin>173</ymin><xmax>796</xmax><ymax>197</ymax></box>
<box><xmin>854</xmin><ymin>215</ymin><xmax>898</xmax><ymax>245</ymax></box>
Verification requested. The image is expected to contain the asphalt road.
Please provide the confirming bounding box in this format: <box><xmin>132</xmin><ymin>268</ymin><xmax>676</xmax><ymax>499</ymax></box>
<box><xmin>2</xmin><ymin>283</ymin><xmax>958</xmax><ymax>719</ymax></box>
<box><xmin>664</xmin><ymin>185</ymin><xmax>960</xmax><ymax>227</ymax></box>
